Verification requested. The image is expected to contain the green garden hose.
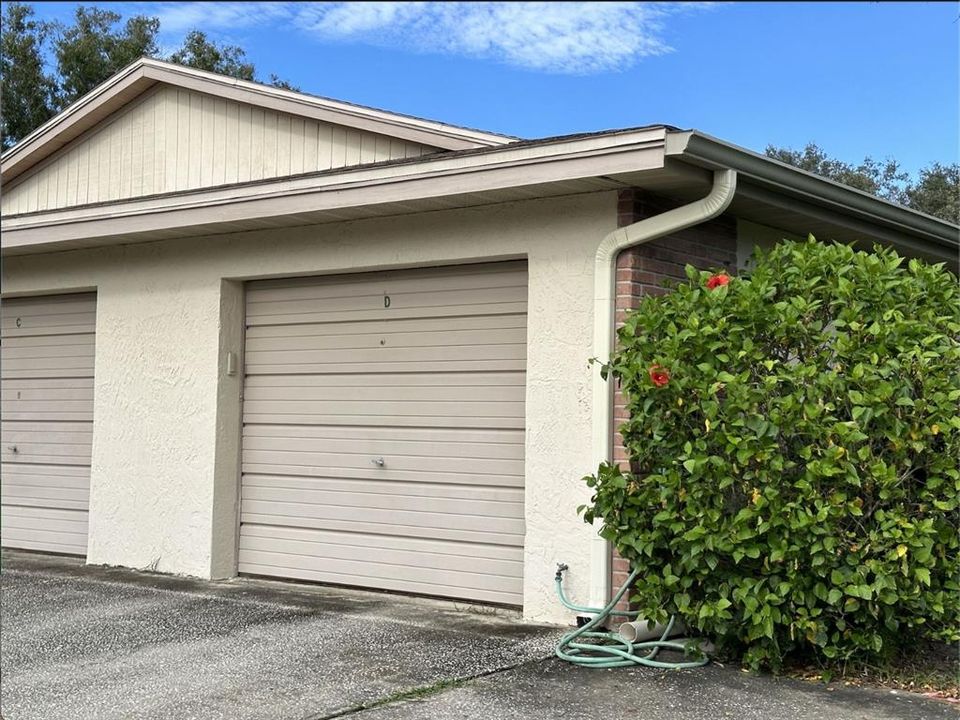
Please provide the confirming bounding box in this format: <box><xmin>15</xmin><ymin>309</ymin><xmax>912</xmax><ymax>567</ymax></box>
<box><xmin>554</xmin><ymin>563</ymin><xmax>709</xmax><ymax>669</ymax></box>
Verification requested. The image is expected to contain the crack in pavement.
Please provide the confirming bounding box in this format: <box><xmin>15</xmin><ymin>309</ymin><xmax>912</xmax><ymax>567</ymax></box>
<box><xmin>300</xmin><ymin>655</ymin><xmax>554</xmax><ymax>720</ymax></box>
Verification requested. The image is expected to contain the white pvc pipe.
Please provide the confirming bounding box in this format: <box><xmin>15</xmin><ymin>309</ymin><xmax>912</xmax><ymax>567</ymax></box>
<box><xmin>586</xmin><ymin>169</ymin><xmax>738</xmax><ymax>609</ymax></box>
<box><xmin>618</xmin><ymin>618</ymin><xmax>685</xmax><ymax>643</ymax></box>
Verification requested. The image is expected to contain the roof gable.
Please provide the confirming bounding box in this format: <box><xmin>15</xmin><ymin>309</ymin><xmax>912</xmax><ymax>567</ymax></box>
<box><xmin>2</xmin><ymin>83</ymin><xmax>450</xmax><ymax>215</ymax></box>
<box><xmin>0</xmin><ymin>58</ymin><xmax>514</xmax><ymax>194</ymax></box>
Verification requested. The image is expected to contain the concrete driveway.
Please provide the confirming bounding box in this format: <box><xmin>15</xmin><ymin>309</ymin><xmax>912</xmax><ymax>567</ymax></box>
<box><xmin>1</xmin><ymin>551</ymin><xmax>953</xmax><ymax>720</ymax></box>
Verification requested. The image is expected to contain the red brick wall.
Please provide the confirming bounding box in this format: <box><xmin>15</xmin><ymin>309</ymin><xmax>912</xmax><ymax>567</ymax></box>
<box><xmin>609</xmin><ymin>188</ymin><xmax>737</xmax><ymax>604</ymax></box>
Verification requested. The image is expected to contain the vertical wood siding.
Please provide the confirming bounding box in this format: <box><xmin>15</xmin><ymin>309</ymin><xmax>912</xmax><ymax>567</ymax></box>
<box><xmin>2</xmin><ymin>86</ymin><xmax>440</xmax><ymax>215</ymax></box>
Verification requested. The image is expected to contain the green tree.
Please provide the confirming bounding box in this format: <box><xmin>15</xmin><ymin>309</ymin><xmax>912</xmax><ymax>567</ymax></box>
<box><xmin>0</xmin><ymin>3</ymin><xmax>57</xmax><ymax>150</ymax></box>
<box><xmin>906</xmin><ymin>163</ymin><xmax>960</xmax><ymax>224</ymax></box>
<box><xmin>53</xmin><ymin>7</ymin><xmax>160</xmax><ymax>107</ymax></box>
<box><xmin>766</xmin><ymin>143</ymin><xmax>959</xmax><ymax>224</ymax></box>
<box><xmin>167</xmin><ymin>31</ymin><xmax>299</xmax><ymax>90</ymax></box>
<box><xmin>168</xmin><ymin>30</ymin><xmax>255</xmax><ymax>81</ymax></box>
<box><xmin>267</xmin><ymin>73</ymin><xmax>301</xmax><ymax>92</ymax></box>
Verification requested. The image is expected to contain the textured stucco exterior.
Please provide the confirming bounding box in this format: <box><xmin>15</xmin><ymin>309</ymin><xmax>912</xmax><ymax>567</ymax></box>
<box><xmin>2</xmin><ymin>191</ymin><xmax>617</xmax><ymax>622</ymax></box>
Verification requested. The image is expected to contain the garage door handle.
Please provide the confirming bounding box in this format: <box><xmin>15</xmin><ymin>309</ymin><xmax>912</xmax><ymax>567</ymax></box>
<box><xmin>6</xmin><ymin>445</ymin><xmax>17</xmax><ymax>454</ymax></box>
<box><xmin>371</xmin><ymin>457</ymin><xmax>384</xmax><ymax>467</ymax></box>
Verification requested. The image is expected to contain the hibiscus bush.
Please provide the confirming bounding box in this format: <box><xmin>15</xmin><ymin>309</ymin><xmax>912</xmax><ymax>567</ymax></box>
<box><xmin>581</xmin><ymin>238</ymin><xmax>960</xmax><ymax>670</ymax></box>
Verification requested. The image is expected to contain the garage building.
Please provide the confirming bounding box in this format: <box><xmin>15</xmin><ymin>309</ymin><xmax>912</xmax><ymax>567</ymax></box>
<box><xmin>2</xmin><ymin>59</ymin><xmax>955</xmax><ymax>622</ymax></box>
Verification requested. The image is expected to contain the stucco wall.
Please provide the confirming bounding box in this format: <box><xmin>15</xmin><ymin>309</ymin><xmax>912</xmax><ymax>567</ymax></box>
<box><xmin>1</xmin><ymin>191</ymin><xmax>618</xmax><ymax>622</ymax></box>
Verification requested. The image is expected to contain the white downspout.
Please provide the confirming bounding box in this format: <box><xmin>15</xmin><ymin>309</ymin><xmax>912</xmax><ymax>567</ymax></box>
<box><xmin>587</xmin><ymin>168</ymin><xmax>738</xmax><ymax>609</ymax></box>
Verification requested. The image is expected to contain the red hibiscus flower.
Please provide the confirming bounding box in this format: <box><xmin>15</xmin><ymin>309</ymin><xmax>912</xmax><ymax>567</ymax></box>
<box><xmin>649</xmin><ymin>364</ymin><xmax>670</xmax><ymax>387</ymax></box>
<box><xmin>706</xmin><ymin>273</ymin><xmax>730</xmax><ymax>290</ymax></box>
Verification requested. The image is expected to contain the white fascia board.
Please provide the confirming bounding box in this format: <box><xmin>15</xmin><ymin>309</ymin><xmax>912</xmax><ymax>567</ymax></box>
<box><xmin>1</xmin><ymin>128</ymin><xmax>668</xmax><ymax>253</ymax></box>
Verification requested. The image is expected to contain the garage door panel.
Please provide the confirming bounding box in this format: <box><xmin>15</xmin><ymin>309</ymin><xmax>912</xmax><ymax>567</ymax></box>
<box><xmin>238</xmin><ymin>561</ymin><xmax>520</xmax><ymax>606</ymax></box>
<box><xmin>242</xmin><ymin>431</ymin><xmax>524</xmax><ymax>460</ymax></box>
<box><xmin>1</xmin><ymin>341</ymin><xmax>95</xmax><ymax>361</ymax></box>
<box><xmin>238</xmin><ymin>547</ymin><xmax>521</xmax><ymax>594</ymax></box>
<box><xmin>244</xmin><ymin>327</ymin><xmax>527</xmax><ymax>354</ymax></box>
<box><xmin>0</xmin><ymin>481</ymin><xmax>89</xmax><ymax>509</ymax></box>
<box><xmin>0</xmin><ymin>523</ymin><xmax>88</xmax><ymax>555</ymax></box>
<box><xmin>242</xmin><ymin>448</ymin><xmax>524</xmax><ymax>476</ymax></box>
<box><xmin>239</xmin><ymin>545</ymin><xmax>523</xmax><ymax>594</ymax></box>
<box><xmin>0</xmin><ymin>293</ymin><xmax>96</xmax><ymax>315</ymax></box>
<box><xmin>245</xmin><ymin>370</ymin><xmax>526</xmax><ymax>389</ymax></box>
<box><xmin>240</xmin><ymin>262</ymin><xmax>526</xmax><ymax>605</ymax></box>
<box><xmin>238</xmin><ymin>531</ymin><xmax>522</xmax><ymax>576</ymax></box>
<box><xmin>242</xmin><ymin>474</ymin><xmax>524</xmax><ymax>503</ymax></box>
<box><xmin>1</xmin><ymin>294</ymin><xmax>94</xmax><ymax>556</ymax></box>
<box><xmin>245</xmin><ymin>342</ymin><xmax>526</xmax><ymax>367</ymax></box>
<box><xmin>242</xmin><ymin>398</ymin><xmax>523</xmax><ymax>420</ymax></box>
<box><xmin>1</xmin><ymin>442</ymin><xmax>92</xmax><ymax>465</ymax></box>
<box><xmin>246</xmin><ymin>302</ymin><xmax>527</xmax><ymax>328</ymax></box>
<box><xmin>241</xmin><ymin>498</ymin><xmax>524</xmax><ymax>535</ymax></box>
<box><xmin>1</xmin><ymin>385</ymin><xmax>95</xmax><ymax>403</ymax></box>
<box><xmin>241</xmin><ymin>463</ymin><xmax>523</xmax><ymax>488</ymax></box>
<box><xmin>242</xmin><ymin>422</ymin><xmax>524</xmax><ymax>443</ymax></box>
<box><xmin>243</xmin><ymin>383</ymin><xmax>523</xmax><ymax>403</ymax></box>
<box><xmin>245</xmin><ymin>358</ymin><xmax>526</xmax><ymax>376</ymax></box>
<box><xmin>242</xmin><ymin>412</ymin><xmax>525</xmax><ymax>430</ymax></box>
<box><xmin>1</xmin><ymin>311</ymin><xmax>97</xmax><ymax>333</ymax></box>
<box><xmin>1</xmin><ymin>399</ymin><xmax>94</xmax><ymax>412</ymax></box>
<box><xmin>2</xmin><ymin>505</ymin><xmax>88</xmax><ymax>537</ymax></box>
<box><xmin>242</xmin><ymin>523</ymin><xmax>522</xmax><ymax>560</ymax></box>
<box><xmin>3</xmin><ymin>338</ymin><xmax>94</xmax><ymax>359</ymax></box>
<box><xmin>241</xmin><ymin>512</ymin><xmax>523</xmax><ymax>548</ymax></box>
<box><xmin>1</xmin><ymin>356</ymin><xmax>95</xmax><ymax>379</ymax></box>
<box><xmin>247</xmin><ymin>284</ymin><xmax>527</xmax><ymax>320</ymax></box>
<box><xmin>1</xmin><ymin>463</ymin><xmax>92</xmax><ymax>488</ymax></box>
<box><xmin>1</xmin><ymin>421</ymin><xmax>93</xmax><ymax>441</ymax></box>
<box><xmin>247</xmin><ymin>262</ymin><xmax>527</xmax><ymax>301</ymax></box>
<box><xmin>246</xmin><ymin>313</ymin><xmax>526</xmax><ymax>340</ymax></box>
<box><xmin>242</xmin><ymin>485</ymin><xmax>523</xmax><ymax>519</ymax></box>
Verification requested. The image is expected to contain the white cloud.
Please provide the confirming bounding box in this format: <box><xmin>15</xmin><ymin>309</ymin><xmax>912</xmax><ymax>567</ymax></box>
<box><xmin>150</xmin><ymin>2</ymin><xmax>294</xmax><ymax>34</ymax></box>
<box><xmin>149</xmin><ymin>2</ymin><xmax>713</xmax><ymax>74</ymax></box>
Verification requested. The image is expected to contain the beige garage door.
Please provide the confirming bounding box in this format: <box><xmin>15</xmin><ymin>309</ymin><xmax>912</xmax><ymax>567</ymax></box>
<box><xmin>239</xmin><ymin>261</ymin><xmax>527</xmax><ymax>605</ymax></box>
<box><xmin>1</xmin><ymin>293</ymin><xmax>96</xmax><ymax>556</ymax></box>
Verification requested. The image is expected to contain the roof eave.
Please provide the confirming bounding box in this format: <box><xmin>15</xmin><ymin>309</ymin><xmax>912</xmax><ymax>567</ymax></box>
<box><xmin>665</xmin><ymin>130</ymin><xmax>959</xmax><ymax>258</ymax></box>
<box><xmin>1</xmin><ymin>126</ymin><xmax>669</xmax><ymax>255</ymax></box>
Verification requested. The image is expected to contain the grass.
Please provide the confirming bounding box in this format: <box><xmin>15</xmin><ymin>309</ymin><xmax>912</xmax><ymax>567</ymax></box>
<box><xmin>359</xmin><ymin>678</ymin><xmax>467</xmax><ymax>707</ymax></box>
<box><xmin>307</xmin><ymin>678</ymin><xmax>471</xmax><ymax>720</ymax></box>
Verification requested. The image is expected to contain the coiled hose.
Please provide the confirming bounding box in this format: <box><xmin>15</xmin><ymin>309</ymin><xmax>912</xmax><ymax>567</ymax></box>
<box><xmin>554</xmin><ymin>564</ymin><xmax>709</xmax><ymax>669</ymax></box>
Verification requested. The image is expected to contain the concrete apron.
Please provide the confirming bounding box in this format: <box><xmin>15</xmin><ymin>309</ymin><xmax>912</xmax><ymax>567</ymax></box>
<box><xmin>0</xmin><ymin>550</ymin><xmax>560</xmax><ymax>720</ymax></box>
<box><xmin>1</xmin><ymin>551</ymin><xmax>954</xmax><ymax>720</ymax></box>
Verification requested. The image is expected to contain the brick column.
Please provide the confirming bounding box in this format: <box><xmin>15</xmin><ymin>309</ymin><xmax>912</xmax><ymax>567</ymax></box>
<box><xmin>609</xmin><ymin>188</ymin><xmax>737</xmax><ymax>604</ymax></box>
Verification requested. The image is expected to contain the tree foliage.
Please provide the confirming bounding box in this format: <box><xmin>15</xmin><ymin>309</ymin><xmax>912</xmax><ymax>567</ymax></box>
<box><xmin>54</xmin><ymin>7</ymin><xmax>159</xmax><ymax>107</ymax></box>
<box><xmin>767</xmin><ymin>143</ymin><xmax>959</xmax><ymax>224</ymax></box>
<box><xmin>168</xmin><ymin>30</ymin><xmax>255</xmax><ymax>82</ymax></box>
<box><xmin>0</xmin><ymin>2</ymin><xmax>57</xmax><ymax>148</ymax></box>
<box><xmin>0</xmin><ymin>3</ymin><xmax>297</xmax><ymax>149</ymax></box>
<box><xmin>582</xmin><ymin>239</ymin><xmax>960</xmax><ymax>671</ymax></box>
<box><xmin>907</xmin><ymin>163</ymin><xmax>960</xmax><ymax>225</ymax></box>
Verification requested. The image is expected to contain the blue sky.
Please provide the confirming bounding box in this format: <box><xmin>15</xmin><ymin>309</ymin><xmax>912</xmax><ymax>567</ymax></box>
<box><xmin>19</xmin><ymin>1</ymin><xmax>960</xmax><ymax>175</ymax></box>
